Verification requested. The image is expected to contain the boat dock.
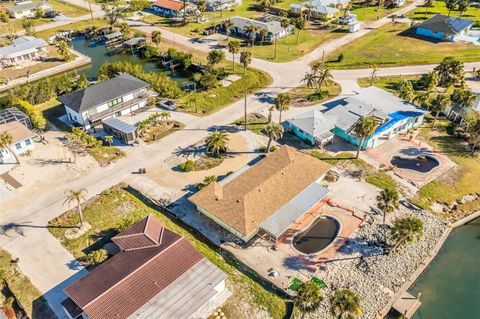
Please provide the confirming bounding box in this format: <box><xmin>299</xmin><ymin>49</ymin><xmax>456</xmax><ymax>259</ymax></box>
<box><xmin>391</xmin><ymin>292</ymin><xmax>421</xmax><ymax>318</ymax></box>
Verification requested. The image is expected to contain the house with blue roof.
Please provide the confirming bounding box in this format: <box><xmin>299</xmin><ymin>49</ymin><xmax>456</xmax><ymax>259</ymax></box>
<box><xmin>415</xmin><ymin>14</ymin><xmax>474</xmax><ymax>42</ymax></box>
<box><xmin>287</xmin><ymin>87</ymin><xmax>428</xmax><ymax>149</ymax></box>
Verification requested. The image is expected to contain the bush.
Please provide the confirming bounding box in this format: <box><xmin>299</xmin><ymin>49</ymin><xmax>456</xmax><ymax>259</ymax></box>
<box><xmin>307</xmin><ymin>91</ymin><xmax>328</xmax><ymax>102</ymax></box>
<box><xmin>142</xmin><ymin>45</ymin><xmax>160</xmax><ymax>59</ymax></box>
<box><xmin>259</xmin><ymin>145</ymin><xmax>277</xmax><ymax>153</ymax></box>
<box><xmin>0</xmin><ymin>11</ymin><xmax>9</xmax><ymax>23</ymax></box>
<box><xmin>129</xmin><ymin>0</ymin><xmax>150</xmax><ymax>11</ymax></box>
<box><xmin>13</xmin><ymin>99</ymin><xmax>46</xmax><ymax>129</ymax></box>
<box><xmin>85</xmin><ymin>249</ymin><xmax>108</xmax><ymax>266</ymax></box>
<box><xmin>337</xmin><ymin>53</ymin><xmax>344</xmax><ymax>62</ymax></box>
<box><xmin>178</xmin><ymin>160</ymin><xmax>194</xmax><ymax>172</ymax></box>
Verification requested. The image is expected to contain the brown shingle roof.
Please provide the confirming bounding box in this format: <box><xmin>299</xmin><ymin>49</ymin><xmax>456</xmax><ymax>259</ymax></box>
<box><xmin>189</xmin><ymin>146</ymin><xmax>331</xmax><ymax>238</ymax></box>
<box><xmin>64</xmin><ymin>216</ymin><xmax>204</xmax><ymax>319</ymax></box>
<box><xmin>112</xmin><ymin>215</ymin><xmax>164</xmax><ymax>251</ymax></box>
<box><xmin>0</xmin><ymin>121</ymin><xmax>34</xmax><ymax>145</ymax></box>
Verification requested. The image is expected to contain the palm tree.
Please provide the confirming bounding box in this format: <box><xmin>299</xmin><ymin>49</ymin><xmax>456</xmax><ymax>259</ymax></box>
<box><xmin>196</xmin><ymin>0</ymin><xmax>207</xmax><ymax>22</ymax></box>
<box><xmin>302</xmin><ymin>71</ymin><xmax>317</xmax><ymax>90</ymax></box>
<box><xmin>227</xmin><ymin>41</ymin><xmax>240</xmax><ymax>70</ymax></box>
<box><xmin>267</xmin><ymin>105</ymin><xmax>275</xmax><ymax>123</ymax></box>
<box><xmin>318</xmin><ymin>67</ymin><xmax>333</xmax><ymax>91</ymax></box>
<box><xmin>353</xmin><ymin>117</ymin><xmax>377</xmax><ymax>159</ymax></box>
<box><xmin>446</xmin><ymin>0</ymin><xmax>457</xmax><ymax>16</ymax></box>
<box><xmin>264</xmin><ymin>123</ymin><xmax>283</xmax><ymax>154</ymax></box>
<box><xmin>414</xmin><ymin>90</ymin><xmax>433</xmax><ymax>109</ymax></box>
<box><xmin>205</xmin><ymin>130</ymin><xmax>230</xmax><ymax>156</ymax></box>
<box><xmin>398</xmin><ymin>80</ymin><xmax>415</xmax><ymax>102</ymax></box>
<box><xmin>293</xmin><ymin>17</ymin><xmax>305</xmax><ymax>45</ymax></box>
<box><xmin>275</xmin><ymin>93</ymin><xmax>290</xmax><ymax>124</ymax></box>
<box><xmin>244</xmin><ymin>24</ymin><xmax>260</xmax><ymax>46</ymax></box>
<box><xmin>240</xmin><ymin>51</ymin><xmax>252</xmax><ymax>75</ymax></box>
<box><xmin>369</xmin><ymin>65</ymin><xmax>378</xmax><ymax>86</ymax></box>
<box><xmin>223</xmin><ymin>19</ymin><xmax>233</xmax><ymax>36</ymax></box>
<box><xmin>376</xmin><ymin>188</ymin><xmax>399</xmax><ymax>244</ymax></box>
<box><xmin>104</xmin><ymin>135</ymin><xmax>113</xmax><ymax>146</ymax></box>
<box><xmin>331</xmin><ymin>289</ymin><xmax>362</xmax><ymax>319</ymax></box>
<box><xmin>304</xmin><ymin>2</ymin><xmax>315</xmax><ymax>21</ymax></box>
<box><xmin>64</xmin><ymin>188</ymin><xmax>88</xmax><ymax>228</ymax></box>
<box><xmin>390</xmin><ymin>216</ymin><xmax>424</xmax><ymax>252</ymax></box>
<box><xmin>151</xmin><ymin>30</ymin><xmax>162</xmax><ymax>49</ymax></box>
<box><xmin>295</xmin><ymin>281</ymin><xmax>322</xmax><ymax>319</ymax></box>
<box><xmin>430</xmin><ymin>94</ymin><xmax>451</xmax><ymax>128</ymax></box>
<box><xmin>207</xmin><ymin>49</ymin><xmax>225</xmax><ymax>67</ymax></box>
<box><xmin>56</xmin><ymin>40</ymin><xmax>72</xmax><ymax>61</ymax></box>
<box><xmin>21</xmin><ymin>18</ymin><xmax>34</xmax><ymax>35</ymax></box>
<box><xmin>0</xmin><ymin>132</ymin><xmax>20</xmax><ymax>165</ymax></box>
<box><xmin>160</xmin><ymin>111</ymin><xmax>171</xmax><ymax>123</ymax></box>
<box><xmin>458</xmin><ymin>1</ymin><xmax>469</xmax><ymax>17</ymax></box>
<box><xmin>258</xmin><ymin>29</ymin><xmax>268</xmax><ymax>46</ymax></box>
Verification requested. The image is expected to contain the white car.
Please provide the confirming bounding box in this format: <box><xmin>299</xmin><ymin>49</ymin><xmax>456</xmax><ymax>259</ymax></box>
<box><xmin>159</xmin><ymin>100</ymin><xmax>177</xmax><ymax>111</ymax></box>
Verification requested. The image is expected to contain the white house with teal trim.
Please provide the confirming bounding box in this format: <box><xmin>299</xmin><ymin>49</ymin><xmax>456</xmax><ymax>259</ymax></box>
<box><xmin>288</xmin><ymin>87</ymin><xmax>427</xmax><ymax>149</ymax></box>
<box><xmin>415</xmin><ymin>14</ymin><xmax>474</xmax><ymax>42</ymax></box>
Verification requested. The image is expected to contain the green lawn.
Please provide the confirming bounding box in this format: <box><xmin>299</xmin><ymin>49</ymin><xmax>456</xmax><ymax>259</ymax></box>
<box><xmin>36</xmin><ymin>18</ymin><xmax>109</xmax><ymax>40</ymax></box>
<box><xmin>48</xmin><ymin>184</ymin><xmax>287</xmax><ymax>319</ymax></box>
<box><xmin>350</xmin><ymin>0</ymin><xmax>412</xmax><ymax>22</ymax></box>
<box><xmin>288</xmin><ymin>80</ymin><xmax>342</xmax><ymax>106</ymax></box>
<box><xmin>414</xmin><ymin>118</ymin><xmax>480</xmax><ymax>214</ymax></box>
<box><xmin>357</xmin><ymin>75</ymin><xmax>421</xmax><ymax>92</ymax></box>
<box><xmin>0</xmin><ymin>250</ymin><xmax>54</xmax><ymax>318</ymax></box>
<box><xmin>406</xmin><ymin>0</ymin><xmax>480</xmax><ymax>24</ymax></box>
<box><xmin>325</xmin><ymin>22</ymin><xmax>480</xmax><ymax>69</ymax></box>
<box><xmin>140</xmin><ymin>121</ymin><xmax>185</xmax><ymax>143</ymax></box>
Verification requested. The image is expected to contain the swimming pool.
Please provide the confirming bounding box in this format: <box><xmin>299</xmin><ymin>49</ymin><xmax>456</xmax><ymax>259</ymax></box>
<box><xmin>292</xmin><ymin>216</ymin><xmax>340</xmax><ymax>255</ymax></box>
<box><xmin>390</xmin><ymin>154</ymin><xmax>439</xmax><ymax>173</ymax></box>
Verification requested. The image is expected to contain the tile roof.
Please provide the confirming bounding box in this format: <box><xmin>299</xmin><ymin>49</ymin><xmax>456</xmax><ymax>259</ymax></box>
<box><xmin>189</xmin><ymin>146</ymin><xmax>331</xmax><ymax>239</ymax></box>
<box><xmin>57</xmin><ymin>73</ymin><xmax>149</xmax><ymax>113</ymax></box>
<box><xmin>416</xmin><ymin>14</ymin><xmax>474</xmax><ymax>35</ymax></box>
<box><xmin>63</xmin><ymin>216</ymin><xmax>210</xmax><ymax>319</ymax></box>
<box><xmin>0</xmin><ymin>36</ymin><xmax>48</xmax><ymax>59</ymax></box>
<box><xmin>0</xmin><ymin>121</ymin><xmax>35</xmax><ymax>145</ymax></box>
<box><xmin>152</xmin><ymin>0</ymin><xmax>186</xmax><ymax>11</ymax></box>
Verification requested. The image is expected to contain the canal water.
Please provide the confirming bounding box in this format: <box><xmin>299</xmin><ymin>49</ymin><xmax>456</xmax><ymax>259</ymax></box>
<box><xmin>408</xmin><ymin>218</ymin><xmax>480</xmax><ymax>319</ymax></box>
<box><xmin>71</xmin><ymin>36</ymin><xmax>192</xmax><ymax>86</ymax></box>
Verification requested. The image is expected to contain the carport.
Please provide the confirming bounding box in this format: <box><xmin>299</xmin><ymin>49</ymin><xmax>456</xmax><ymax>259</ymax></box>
<box><xmin>102</xmin><ymin>117</ymin><xmax>138</xmax><ymax>144</ymax></box>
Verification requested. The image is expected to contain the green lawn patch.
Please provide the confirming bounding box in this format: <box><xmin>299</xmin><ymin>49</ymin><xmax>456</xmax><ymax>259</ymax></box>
<box><xmin>414</xmin><ymin>117</ymin><xmax>480</xmax><ymax>212</ymax></box>
<box><xmin>233</xmin><ymin>113</ymin><xmax>269</xmax><ymax>134</ymax></box>
<box><xmin>351</xmin><ymin>0</ymin><xmax>412</xmax><ymax>22</ymax></box>
<box><xmin>365</xmin><ymin>171</ymin><xmax>397</xmax><ymax>191</ymax></box>
<box><xmin>36</xmin><ymin>18</ymin><xmax>109</xmax><ymax>40</ymax></box>
<box><xmin>0</xmin><ymin>250</ymin><xmax>54</xmax><ymax>318</ymax></box>
<box><xmin>288</xmin><ymin>81</ymin><xmax>341</xmax><ymax>106</ymax></box>
<box><xmin>357</xmin><ymin>75</ymin><xmax>421</xmax><ymax>93</ymax></box>
<box><xmin>87</xmin><ymin>145</ymin><xmax>125</xmax><ymax>166</ymax></box>
<box><xmin>49</xmin><ymin>0</ymin><xmax>90</xmax><ymax>18</ymax></box>
<box><xmin>48</xmin><ymin>184</ymin><xmax>287</xmax><ymax>319</ymax></box>
<box><xmin>406</xmin><ymin>0</ymin><xmax>480</xmax><ymax>23</ymax></box>
<box><xmin>324</xmin><ymin>22</ymin><xmax>480</xmax><ymax>69</ymax></box>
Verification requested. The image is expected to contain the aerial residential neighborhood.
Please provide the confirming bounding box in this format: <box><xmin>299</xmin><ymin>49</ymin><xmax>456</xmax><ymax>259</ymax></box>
<box><xmin>0</xmin><ymin>0</ymin><xmax>479</xmax><ymax>318</ymax></box>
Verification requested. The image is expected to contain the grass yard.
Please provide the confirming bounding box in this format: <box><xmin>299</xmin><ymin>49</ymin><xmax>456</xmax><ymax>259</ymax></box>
<box><xmin>36</xmin><ymin>18</ymin><xmax>109</xmax><ymax>40</ymax></box>
<box><xmin>325</xmin><ymin>22</ymin><xmax>480</xmax><ymax>69</ymax></box>
<box><xmin>233</xmin><ymin>114</ymin><xmax>269</xmax><ymax>134</ymax></box>
<box><xmin>0</xmin><ymin>250</ymin><xmax>54</xmax><ymax>318</ymax></box>
<box><xmin>414</xmin><ymin>117</ymin><xmax>480</xmax><ymax>214</ymax></box>
<box><xmin>48</xmin><ymin>184</ymin><xmax>287</xmax><ymax>319</ymax></box>
<box><xmin>288</xmin><ymin>80</ymin><xmax>342</xmax><ymax>106</ymax></box>
<box><xmin>87</xmin><ymin>145</ymin><xmax>125</xmax><ymax>166</ymax></box>
<box><xmin>350</xmin><ymin>0</ymin><xmax>413</xmax><ymax>22</ymax></box>
<box><xmin>357</xmin><ymin>75</ymin><xmax>421</xmax><ymax>92</ymax></box>
<box><xmin>140</xmin><ymin>121</ymin><xmax>184</xmax><ymax>143</ymax></box>
<box><xmin>406</xmin><ymin>0</ymin><xmax>480</xmax><ymax>24</ymax></box>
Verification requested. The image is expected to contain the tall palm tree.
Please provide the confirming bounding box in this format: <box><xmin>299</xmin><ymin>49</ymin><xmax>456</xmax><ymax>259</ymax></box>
<box><xmin>430</xmin><ymin>94</ymin><xmax>451</xmax><ymax>128</ymax></box>
<box><xmin>376</xmin><ymin>188</ymin><xmax>399</xmax><ymax>244</ymax></box>
<box><xmin>240</xmin><ymin>51</ymin><xmax>252</xmax><ymax>75</ymax></box>
<box><xmin>223</xmin><ymin>19</ymin><xmax>233</xmax><ymax>36</ymax></box>
<box><xmin>317</xmin><ymin>67</ymin><xmax>333</xmax><ymax>91</ymax></box>
<box><xmin>369</xmin><ymin>65</ymin><xmax>378</xmax><ymax>86</ymax></box>
<box><xmin>302</xmin><ymin>71</ymin><xmax>317</xmax><ymax>90</ymax></box>
<box><xmin>151</xmin><ymin>30</ymin><xmax>162</xmax><ymax>49</ymax></box>
<box><xmin>331</xmin><ymin>289</ymin><xmax>362</xmax><ymax>319</ymax></box>
<box><xmin>390</xmin><ymin>216</ymin><xmax>424</xmax><ymax>252</ymax></box>
<box><xmin>264</xmin><ymin>123</ymin><xmax>283</xmax><ymax>154</ymax></box>
<box><xmin>275</xmin><ymin>93</ymin><xmax>290</xmax><ymax>124</ymax></box>
<box><xmin>304</xmin><ymin>2</ymin><xmax>315</xmax><ymax>21</ymax></box>
<box><xmin>205</xmin><ymin>130</ymin><xmax>230</xmax><ymax>156</ymax></box>
<box><xmin>0</xmin><ymin>132</ymin><xmax>19</xmax><ymax>165</ymax></box>
<box><xmin>258</xmin><ymin>29</ymin><xmax>268</xmax><ymax>46</ymax></box>
<box><xmin>352</xmin><ymin>117</ymin><xmax>377</xmax><ymax>159</ymax></box>
<box><xmin>64</xmin><ymin>188</ymin><xmax>88</xmax><ymax>228</ymax></box>
<box><xmin>294</xmin><ymin>17</ymin><xmax>305</xmax><ymax>45</ymax></box>
<box><xmin>296</xmin><ymin>281</ymin><xmax>322</xmax><ymax>319</ymax></box>
<box><xmin>56</xmin><ymin>40</ymin><xmax>72</xmax><ymax>61</ymax></box>
<box><xmin>244</xmin><ymin>24</ymin><xmax>260</xmax><ymax>46</ymax></box>
<box><xmin>227</xmin><ymin>41</ymin><xmax>240</xmax><ymax>70</ymax></box>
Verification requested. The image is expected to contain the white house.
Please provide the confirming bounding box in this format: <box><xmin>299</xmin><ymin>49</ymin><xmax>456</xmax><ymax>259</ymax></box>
<box><xmin>189</xmin><ymin>0</ymin><xmax>241</xmax><ymax>11</ymax></box>
<box><xmin>0</xmin><ymin>36</ymin><xmax>48</xmax><ymax>68</ymax></box>
<box><xmin>7</xmin><ymin>2</ymin><xmax>53</xmax><ymax>19</ymax></box>
<box><xmin>228</xmin><ymin>16</ymin><xmax>294</xmax><ymax>41</ymax></box>
<box><xmin>57</xmin><ymin>74</ymin><xmax>151</xmax><ymax>131</ymax></box>
<box><xmin>0</xmin><ymin>121</ymin><xmax>35</xmax><ymax>163</ymax></box>
<box><xmin>290</xmin><ymin>0</ymin><xmax>349</xmax><ymax>18</ymax></box>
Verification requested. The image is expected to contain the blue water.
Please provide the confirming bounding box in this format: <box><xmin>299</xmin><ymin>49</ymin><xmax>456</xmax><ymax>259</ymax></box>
<box><xmin>408</xmin><ymin>218</ymin><xmax>480</xmax><ymax>319</ymax></box>
<box><xmin>71</xmin><ymin>36</ymin><xmax>192</xmax><ymax>86</ymax></box>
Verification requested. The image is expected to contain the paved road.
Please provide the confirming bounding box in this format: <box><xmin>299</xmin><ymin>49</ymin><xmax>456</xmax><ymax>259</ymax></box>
<box><xmin>2</xmin><ymin>0</ymin><xmax>480</xmax><ymax>317</ymax></box>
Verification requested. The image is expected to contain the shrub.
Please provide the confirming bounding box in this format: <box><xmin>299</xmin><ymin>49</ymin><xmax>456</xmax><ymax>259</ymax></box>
<box><xmin>179</xmin><ymin>160</ymin><xmax>194</xmax><ymax>172</ymax></box>
<box><xmin>85</xmin><ymin>249</ymin><xmax>108</xmax><ymax>265</ymax></box>
<box><xmin>0</xmin><ymin>11</ymin><xmax>9</xmax><ymax>23</ymax></box>
<box><xmin>129</xmin><ymin>0</ymin><xmax>150</xmax><ymax>11</ymax></box>
<box><xmin>259</xmin><ymin>145</ymin><xmax>277</xmax><ymax>152</ymax></box>
<box><xmin>197</xmin><ymin>175</ymin><xmax>217</xmax><ymax>190</ymax></box>
<box><xmin>13</xmin><ymin>99</ymin><xmax>46</xmax><ymax>129</ymax></box>
<box><xmin>142</xmin><ymin>45</ymin><xmax>160</xmax><ymax>59</ymax></box>
<box><xmin>307</xmin><ymin>91</ymin><xmax>328</xmax><ymax>102</ymax></box>
<box><xmin>337</xmin><ymin>53</ymin><xmax>344</xmax><ymax>62</ymax></box>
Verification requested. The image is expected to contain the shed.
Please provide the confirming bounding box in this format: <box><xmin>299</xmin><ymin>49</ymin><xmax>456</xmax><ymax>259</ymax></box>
<box><xmin>102</xmin><ymin>117</ymin><xmax>137</xmax><ymax>144</ymax></box>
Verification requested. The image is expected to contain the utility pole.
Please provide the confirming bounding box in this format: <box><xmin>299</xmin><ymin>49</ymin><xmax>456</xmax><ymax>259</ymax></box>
<box><xmin>244</xmin><ymin>90</ymin><xmax>248</xmax><ymax>131</ymax></box>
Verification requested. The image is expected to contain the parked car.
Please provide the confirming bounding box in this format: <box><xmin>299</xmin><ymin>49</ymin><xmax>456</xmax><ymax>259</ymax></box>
<box><xmin>159</xmin><ymin>100</ymin><xmax>177</xmax><ymax>111</ymax></box>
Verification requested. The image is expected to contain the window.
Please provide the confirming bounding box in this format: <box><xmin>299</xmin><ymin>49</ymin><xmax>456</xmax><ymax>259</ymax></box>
<box><xmin>15</xmin><ymin>143</ymin><xmax>21</xmax><ymax>150</ymax></box>
<box><xmin>107</xmin><ymin>97</ymin><xmax>123</xmax><ymax>108</ymax></box>
<box><xmin>25</xmin><ymin>139</ymin><xmax>31</xmax><ymax>146</ymax></box>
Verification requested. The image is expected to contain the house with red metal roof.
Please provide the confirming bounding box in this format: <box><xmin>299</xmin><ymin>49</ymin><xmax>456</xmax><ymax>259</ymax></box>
<box><xmin>151</xmin><ymin>0</ymin><xmax>196</xmax><ymax>18</ymax></box>
<box><xmin>61</xmin><ymin>215</ymin><xmax>228</xmax><ymax>319</ymax></box>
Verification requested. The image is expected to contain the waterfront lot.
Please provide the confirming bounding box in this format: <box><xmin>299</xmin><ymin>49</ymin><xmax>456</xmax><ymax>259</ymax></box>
<box><xmin>325</xmin><ymin>22</ymin><xmax>480</xmax><ymax>68</ymax></box>
<box><xmin>414</xmin><ymin>118</ymin><xmax>480</xmax><ymax>216</ymax></box>
<box><xmin>47</xmin><ymin>184</ymin><xmax>287</xmax><ymax>319</ymax></box>
<box><xmin>36</xmin><ymin>19</ymin><xmax>109</xmax><ymax>40</ymax></box>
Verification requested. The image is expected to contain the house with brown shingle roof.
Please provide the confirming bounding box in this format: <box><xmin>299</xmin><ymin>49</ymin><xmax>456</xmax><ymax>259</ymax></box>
<box><xmin>61</xmin><ymin>215</ymin><xmax>227</xmax><ymax>319</ymax></box>
<box><xmin>0</xmin><ymin>121</ymin><xmax>35</xmax><ymax>163</ymax></box>
<box><xmin>189</xmin><ymin>145</ymin><xmax>331</xmax><ymax>242</ymax></box>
